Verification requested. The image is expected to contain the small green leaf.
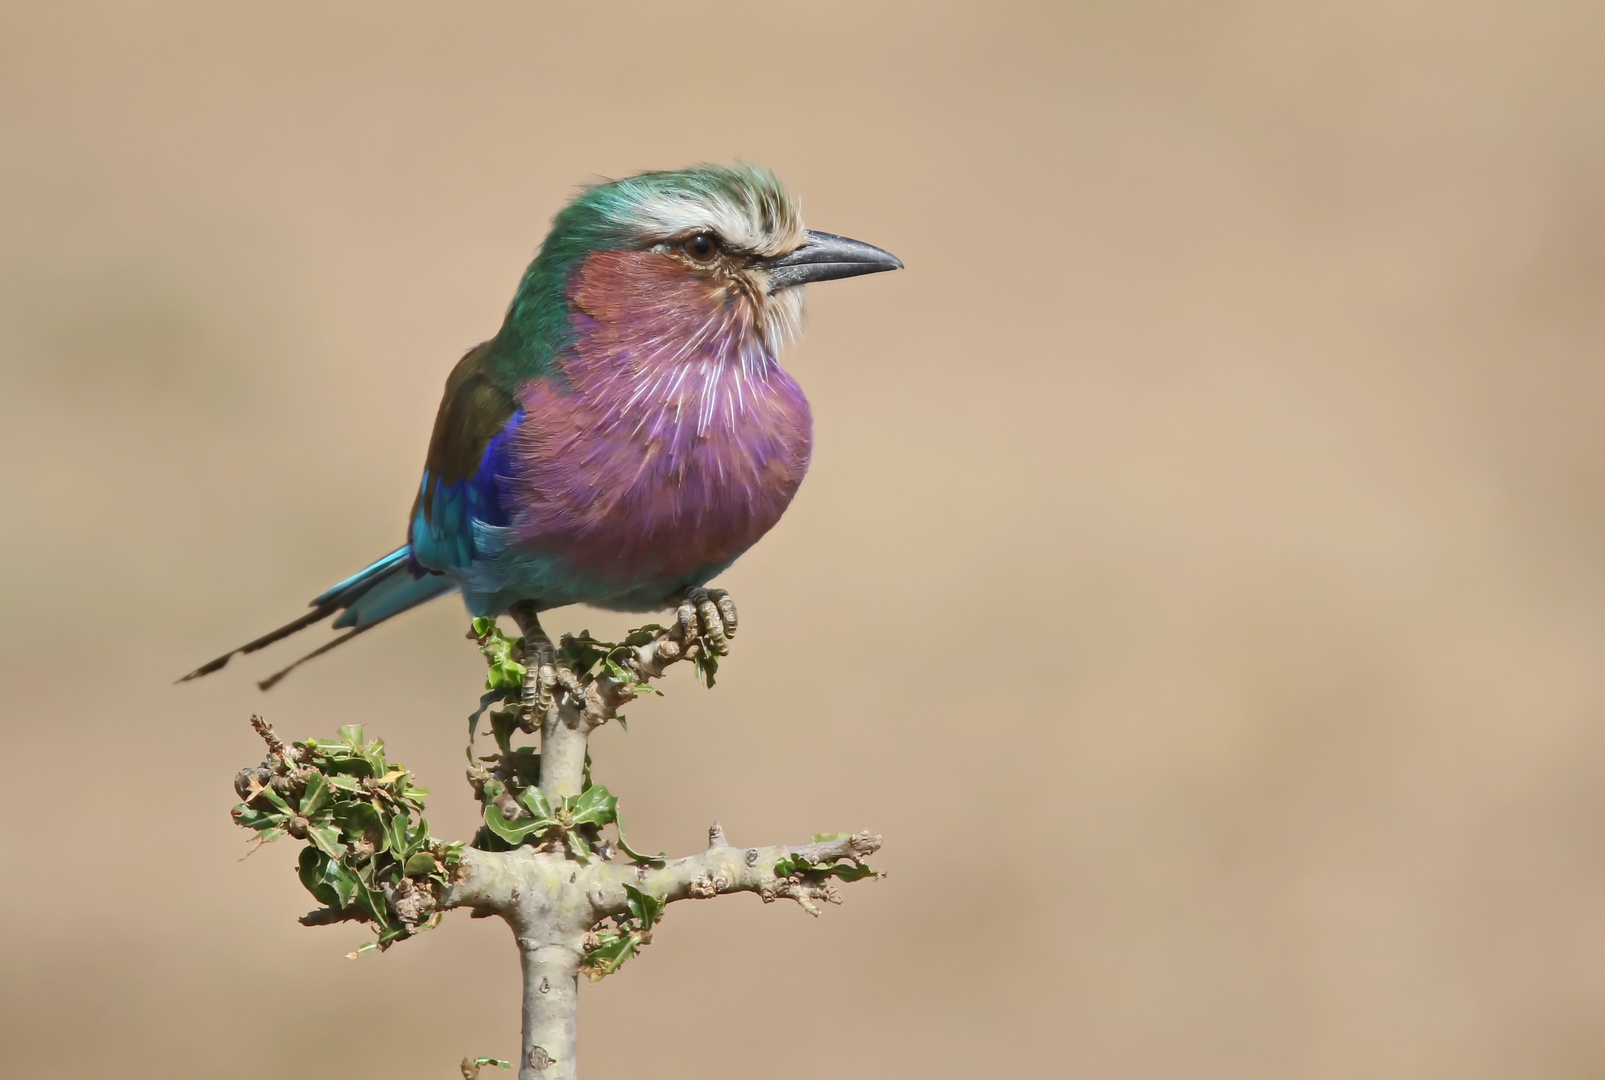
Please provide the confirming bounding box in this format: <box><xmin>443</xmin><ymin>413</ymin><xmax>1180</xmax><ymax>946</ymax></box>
<box><xmin>565</xmin><ymin>829</ymin><xmax>593</xmax><ymax>863</ymax></box>
<box><xmin>773</xmin><ymin>856</ymin><xmax>796</xmax><ymax>877</ymax></box>
<box><xmin>404</xmin><ymin>817</ymin><xmax>430</xmax><ymax>858</ymax></box>
<box><xmin>298</xmin><ymin>772</ymin><xmax>333</xmax><ymax>823</ymax></box>
<box><xmin>485</xmin><ymin>651</ymin><xmax>527</xmax><ymax>693</ymax></box>
<box><xmin>253</xmin><ymin>784</ymin><xmax>294</xmax><ymax>816</ymax></box>
<box><xmin>468</xmin><ymin>690</ymin><xmax>504</xmax><ymax>739</ymax></box>
<box><xmin>580</xmin><ymin>932</ymin><xmax>638</xmax><ymax>981</ymax></box>
<box><xmin>359</xmin><ymin>740</ymin><xmax>389</xmax><ymax>779</ymax></box>
<box><xmin>332</xmin><ymin>801</ymin><xmax>380</xmax><ymax>838</ymax></box>
<box><xmin>355</xmin><ymin>879</ymin><xmax>392</xmax><ymax>929</ymax></box>
<box><xmin>614</xmin><ymin>819</ymin><xmax>666</xmax><ymax>865</ymax></box>
<box><xmin>569</xmin><ymin>784</ymin><xmax>617</xmax><ymax>828</ymax></box>
<box><xmin>623</xmin><ymin>884</ymin><xmax>663</xmax><ymax>929</ymax></box>
<box><xmin>384</xmin><ymin>812</ymin><xmax>410</xmax><ymax>856</ymax></box>
<box><xmin>337</xmin><ymin>724</ymin><xmax>366</xmax><ymax>749</ymax></box>
<box><xmin>232</xmin><ymin>804</ymin><xmax>286</xmax><ymax>834</ymax></box>
<box><xmin>517</xmin><ymin>786</ymin><xmax>553</xmax><ymax>823</ymax></box>
<box><xmin>489</xmin><ymin>709</ymin><xmax>519</xmax><ymax>756</ymax></box>
<box><xmin>327</xmin><ymin>860</ymin><xmax>360</xmax><ymax>908</ymax></box>
<box><xmin>403</xmin><ymin>851</ymin><xmax>438</xmax><ymax>876</ymax></box>
<box><xmin>560</xmin><ymin>635</ymin><xmax>611</xmax><ymax>680</ymax></box>
<box><xmin>501</xmin><ymin>746</ymin><xmax>540</xmax><ymax>788</ymax></box>
<box><xmin>483</xmin><ymin>802</ymin><xmax>549</xmax><ymax>845</ymax></box>
<box><xmin>692</xmin><ymin>652</ymin><xmax>718</xmax><ymax>688</ymax></box>
<box><xmin>307</xmin><ymin>824</ymin><xmax>344</xmax><ymax>859</ymax></box>
<box><xmin>812</xmin><ymin>833</ymin><xmax>850</xmax><ymax>843</ymax></box>
<box><xmin>297</xmin><ymin>846</ymin><xmax>340</xmax><ymax>907</ymax></box>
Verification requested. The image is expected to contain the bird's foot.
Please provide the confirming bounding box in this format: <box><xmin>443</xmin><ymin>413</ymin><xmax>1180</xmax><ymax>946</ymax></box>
<box><xmin>518</xmin><ymin>638</ymin><xmax>557</xmax><ymax>726</ymax></box>
<box><xmin>509</xmin><ymin>603</ymin><xmax>581</xmax><ymax>726</ymax></box>
<box><xmin>517</xmin><ymin>638</ymin><xmax>587</xmax><ymax>726</ymax></box>
<box><xmin>676</xmin><ymin>587</ymin><xmax>737</xmax><ymax>657</ymax></box>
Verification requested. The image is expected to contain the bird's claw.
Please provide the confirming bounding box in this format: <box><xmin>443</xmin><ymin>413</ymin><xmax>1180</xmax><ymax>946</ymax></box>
<box><xmin>676</xmin><ymin>587</ymin><xmax>737</xmax><ymax>656</ymax></box>
<box><xmin>519</xmin><ymin>639</ymin><xmax>579</xmax><ymax>725</ymax></box>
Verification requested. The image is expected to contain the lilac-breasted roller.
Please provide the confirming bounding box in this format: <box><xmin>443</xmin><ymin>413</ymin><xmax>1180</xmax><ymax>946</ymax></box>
<box><xmin>183</xmin><ymin>163</ymin><xmax>901</xmax><ymax>692</ymax></box>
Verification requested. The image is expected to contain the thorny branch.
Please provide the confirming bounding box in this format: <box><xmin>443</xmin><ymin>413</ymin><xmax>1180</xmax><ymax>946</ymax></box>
<box><xmin>231</xmin><ymin>609</ymin><xmax>882</xmax><ymax>1080</ymax></box>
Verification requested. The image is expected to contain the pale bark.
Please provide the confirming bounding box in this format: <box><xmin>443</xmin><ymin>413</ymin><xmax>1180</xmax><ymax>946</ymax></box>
<box><xmin>441</xmin><ymin>828</ymin><xmax>881</xmax><ymax>1079</ymax></box>
<box><xmin>449</xmin><ymin>609</ymin><xmax>880</xmax><ymax>1079</ymax></box>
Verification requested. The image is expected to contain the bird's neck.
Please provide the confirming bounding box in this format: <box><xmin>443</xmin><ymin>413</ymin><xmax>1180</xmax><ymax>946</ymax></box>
<box><xmin>484</xmin><ymin>245</ymin><xmax>583</xmax><ymax>386</ymax></box>
<box><xmin>487</xmin><ymin>244</ymin><xmax>792</xmax><ymax>384</ymax></box>
<box><xmin>550</xmin><ymin>249</ymin><xmax>801</xmax><ymax>429</ymax></box>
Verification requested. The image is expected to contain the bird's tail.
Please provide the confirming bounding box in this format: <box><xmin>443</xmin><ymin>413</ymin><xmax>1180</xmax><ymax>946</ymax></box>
<box><xmin>179</xmin><ymin>546</ymin><xmax>457</xmax><ymax>690</ymax></box>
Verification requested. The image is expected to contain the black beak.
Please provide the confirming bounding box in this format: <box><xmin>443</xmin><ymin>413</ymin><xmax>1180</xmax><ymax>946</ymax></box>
<box><xmin>760</xmin><ymin>230</ymin><xmax>903</xmax><ymax>289</ymax></box>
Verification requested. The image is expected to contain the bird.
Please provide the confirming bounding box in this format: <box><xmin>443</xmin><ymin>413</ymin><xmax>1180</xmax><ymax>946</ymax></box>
<box><xmin>182</xmin><ymin>162</ymin><xmax>902</xmax><ymax>699</ymax></box>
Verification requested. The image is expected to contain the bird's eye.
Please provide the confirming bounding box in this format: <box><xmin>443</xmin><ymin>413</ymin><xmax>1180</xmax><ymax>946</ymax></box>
<box><xmin>682</xmin><ymin>233</ymin><xmax>719</xmax><ymax>263</ymax></box>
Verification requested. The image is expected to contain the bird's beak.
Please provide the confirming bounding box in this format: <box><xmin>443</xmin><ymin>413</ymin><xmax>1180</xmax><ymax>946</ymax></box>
<box><xmin>759</xmin><ymin>230</ymin><xmax>903</xmax><ymax>290</ymax></box>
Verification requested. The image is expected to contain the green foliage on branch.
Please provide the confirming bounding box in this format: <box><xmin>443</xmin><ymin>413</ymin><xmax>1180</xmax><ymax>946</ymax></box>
<box><xmin>559</xmin><ymin>625</ymin><xmax>666</xmax><ymax>696</ymax></box>
<box><xmin>232</xmin><ymin>720</ymin><xmax>461</xmax><ymax>950</ymax></box>
<box><xmin>480</xmin><ymin>780</ymin><xmax>619</xmax><ymax>862</ymax></box>
<box><xmin>581</xmin><ymin>884</ymin><xmax>665</xmax><ymax>982</ymax></box>
<box><xmin>466</xmin><ymin>619</ymin><xmax>666</xmax><ymax>864</ymax></box>
<box><xmin>773</xmin><ymin>841</ymin><xmax>882</xmax><ymax>884</ymax></box>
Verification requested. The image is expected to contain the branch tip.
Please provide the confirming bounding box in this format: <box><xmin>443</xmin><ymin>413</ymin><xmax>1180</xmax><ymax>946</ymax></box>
<box><xmin>248</xmin><ymin>714</ymin><xmax>289</xmax><ymax>759</ymax></box>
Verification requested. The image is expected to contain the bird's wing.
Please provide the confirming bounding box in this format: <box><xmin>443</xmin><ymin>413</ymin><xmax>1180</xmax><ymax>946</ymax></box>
<box><xmin>408</xmin><ymin>341</ymin><xmax>521</xmax><ymax>573</ymax></box>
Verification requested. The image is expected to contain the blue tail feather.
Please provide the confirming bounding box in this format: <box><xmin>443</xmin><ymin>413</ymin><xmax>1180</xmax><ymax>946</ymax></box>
<box><xmin>333</xmin><ymin>568</ymin><xmax>455</xmax><ymax>629</ymax></box>
<box><xmin>311</xmin><ymin>546</ymin><xmax>413</xmax><ymax>606</ymax></box>
<box><xmin>179</xmin><ymin>544</ymin><xmax>458</xmax><ymax>686</ymax></box>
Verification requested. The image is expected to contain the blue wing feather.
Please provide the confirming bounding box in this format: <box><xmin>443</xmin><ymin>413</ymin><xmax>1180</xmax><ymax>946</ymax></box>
<box><xmin>409</xmin><ymin>409</ymin><xmax>522</xmax><ymax>575</ymax></box>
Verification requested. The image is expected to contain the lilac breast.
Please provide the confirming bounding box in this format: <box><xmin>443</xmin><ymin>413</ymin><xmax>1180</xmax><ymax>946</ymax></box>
<box><xmin>504</xmin><ymin>249</ymin><xmax>813</xmax><ymax>595</ymax></box>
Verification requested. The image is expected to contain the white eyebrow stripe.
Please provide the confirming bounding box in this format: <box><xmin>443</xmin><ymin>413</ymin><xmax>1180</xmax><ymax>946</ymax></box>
<box><xmin>629</xmin><ymin>190</ymin><xmax>804</xmax><ymax>257</ymax></box>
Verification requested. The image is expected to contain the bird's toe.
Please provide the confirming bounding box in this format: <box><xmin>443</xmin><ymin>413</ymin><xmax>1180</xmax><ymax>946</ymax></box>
<box><xmin>677</xmin><ymin>587</ymin><xmax>735</xmax><ymax>656</ymax></box>
<box><xmin>710</xmin><ymin>588</ymin><xmax>737</xmax><ymax>639</ymax></box>
<box><xmin>519</xmin><ymin>639</ymin><xmax>572</xmax><ymax>724</ymax></box>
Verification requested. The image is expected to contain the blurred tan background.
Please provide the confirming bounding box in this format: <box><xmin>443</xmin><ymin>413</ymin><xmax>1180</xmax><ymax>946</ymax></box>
<box><xmin>3</xmin><ymin>2</ymin><xmax>1605</xmax><ymax>1077</ymax></box>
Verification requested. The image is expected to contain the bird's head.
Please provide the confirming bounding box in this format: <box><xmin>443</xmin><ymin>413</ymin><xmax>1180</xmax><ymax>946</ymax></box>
<box><xmin>493</xmin><ymin>163</ymin><xmax>901</xmax><ymax>373</ymax></box>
